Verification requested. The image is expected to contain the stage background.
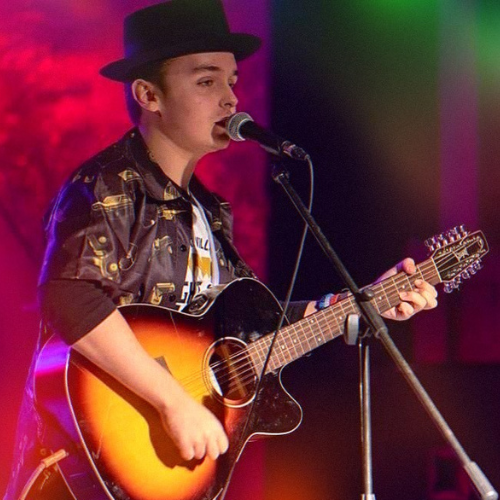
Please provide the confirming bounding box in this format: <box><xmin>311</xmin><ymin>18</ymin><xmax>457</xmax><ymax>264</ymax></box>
<box><xmin>1</xmin><ymin>1</ymin><xmax>499</xmax><ymax>499</ymax></box>
<box><xmin>267</xmin><ymin>1</ymin><xmax>500</xmax><ymax>499</ymax></box>
<box><xmin>0</xmin><ymin>1</ymin><xmax>269</xmax><ymax>498</ymax></box>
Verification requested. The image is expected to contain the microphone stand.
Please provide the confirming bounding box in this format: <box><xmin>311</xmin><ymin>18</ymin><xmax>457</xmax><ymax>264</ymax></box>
<box><xmin>271</xmin><ymin>162</ymin><xmax>497</xmax><ymax>500</ymax></box>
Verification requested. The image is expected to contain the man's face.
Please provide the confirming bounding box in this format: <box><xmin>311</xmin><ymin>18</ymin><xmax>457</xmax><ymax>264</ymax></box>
<box><xmin>154</xmin><ymin>52</ymin><xmax>239</xmax><ymax>157</ymax></box>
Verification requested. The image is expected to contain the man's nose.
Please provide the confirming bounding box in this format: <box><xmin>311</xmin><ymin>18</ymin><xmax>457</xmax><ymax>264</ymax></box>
<box><xmin>223</xmin><ymin>86</ymin><xmax>238</xmax><ymax>110</ymax></box>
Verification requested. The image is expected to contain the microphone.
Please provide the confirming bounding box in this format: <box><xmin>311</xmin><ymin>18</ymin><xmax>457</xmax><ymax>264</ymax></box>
<box><xmin>225</xmin><ymin>112</ymin><xmax>309</xmax><ymax>161</ymax></box>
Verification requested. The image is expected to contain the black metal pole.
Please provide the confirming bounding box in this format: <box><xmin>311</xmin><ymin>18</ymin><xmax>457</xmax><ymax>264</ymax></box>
<box><xmin>359</xmin><ymin>341</ymin><xmax>376</xmax><ymax>500</ymax></box>
<box><xmin>272</xmin><ymin>161</ymin><xmax>497</xmax><ymax>500</ymax></box>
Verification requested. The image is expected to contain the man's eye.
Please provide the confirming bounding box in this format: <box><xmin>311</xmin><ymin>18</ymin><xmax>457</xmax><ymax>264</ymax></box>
<box><xmin>199</xmin><ymin>79</ymin><xmax>214</xmax><ymax>87</ymax></box>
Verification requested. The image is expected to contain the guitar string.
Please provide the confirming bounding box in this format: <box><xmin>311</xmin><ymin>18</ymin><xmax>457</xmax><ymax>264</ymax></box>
<box><xmin>175</xmin><ymin>250</ymin><xmax>468</xmax><ymax>395</ymax></box>
<box><xmin>175</xmin><ymin>254</ymin><xmax>463</xmax><ymax>399</ymax></box>
<box><xmin>177</xmin><ymin>252</ymin><xmax>464</xmax><ymax>396</ymax></box>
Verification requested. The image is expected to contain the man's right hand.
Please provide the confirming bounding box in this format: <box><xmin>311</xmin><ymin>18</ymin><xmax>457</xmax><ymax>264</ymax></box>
<box><xmin>159</xmin><ymin>386</ymin><xmax>229</xmax><ymax>461</ymax></box>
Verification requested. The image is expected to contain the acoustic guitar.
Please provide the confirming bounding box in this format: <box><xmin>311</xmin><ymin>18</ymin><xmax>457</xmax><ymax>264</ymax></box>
<box><xmin>35</xmin><ymin>227</ymin><xmax>488</xmax><ymax>500</ymax></box>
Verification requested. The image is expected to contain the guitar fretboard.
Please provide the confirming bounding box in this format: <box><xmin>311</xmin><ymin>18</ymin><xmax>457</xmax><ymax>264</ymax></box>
<box><xmin>248</xmin><ymin>258</ymin><xmax>439</xmax><ymax>374</ymax></box>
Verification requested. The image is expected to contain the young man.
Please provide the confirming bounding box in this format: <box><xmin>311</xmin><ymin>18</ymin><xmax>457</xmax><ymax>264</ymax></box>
<box><xmin>4</xmin><ymin>1</ymin><xmax>437</xmax><ymax>499</ymax></box>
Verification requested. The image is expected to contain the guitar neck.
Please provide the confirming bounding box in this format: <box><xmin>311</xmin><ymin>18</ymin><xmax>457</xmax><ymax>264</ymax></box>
<box><xmin>248</xmin><ymin>257</ymin><xmax>439</xmax><ymax>374</ymax></box>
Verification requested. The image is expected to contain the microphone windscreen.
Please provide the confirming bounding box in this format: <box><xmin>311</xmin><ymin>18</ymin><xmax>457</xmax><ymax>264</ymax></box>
<box><xmin>225</xmin><ymin>112</ymin><xmax>253</xmax><ymax>142</ymax></box>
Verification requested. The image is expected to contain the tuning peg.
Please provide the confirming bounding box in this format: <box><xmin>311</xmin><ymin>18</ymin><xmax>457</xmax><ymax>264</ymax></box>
<box><xmin>449</xmin><ymin>226</ymin><xmax>466</xmax><ymax>241</ymax></box>
<box><xmin>443</xmin><ymin>278</ymin><xmax>461</xmax><ymax>293</ymax></box>
<box><xmin>425</xmin><ymin>238</ymin><xmax>436</xmax><ymax>251</ymax></box>
<box><xmin>431</xmin><ymin>235</ymin><xmax>443</xmax><ymax>248</ymax></box>
<box><xmin>425</xmin><ymin>235</ymin><xmax>444</xmax><ymax>250</ymax></box>
<box><xmin>438</xmin><ymin>234</ymin><xmax>450</xmax><ymax>246</ymax></box>
<box><xmin>446</xmin><ymin>228</ymin><xmax>459</xmax><ymax>241</ymax></box>
<box><xmin>461</xmin><ymin>270</ymin><xmax>470</xmax><ymax>280</ymax></box>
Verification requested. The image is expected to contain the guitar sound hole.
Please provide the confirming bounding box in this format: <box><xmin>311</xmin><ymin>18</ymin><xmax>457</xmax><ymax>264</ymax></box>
<box><xmin>207</xmin><ymin>337</ymin><xmax>257</xmax><ymax>408</ymax></box>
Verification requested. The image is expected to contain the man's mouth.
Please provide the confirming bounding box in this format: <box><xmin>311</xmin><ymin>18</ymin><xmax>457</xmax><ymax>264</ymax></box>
<box><xmin>215</xmin><ymin>117</ymin><xmax>230</xmax><ymax>128</ymax></box>
<box><xmin>213</xmin><ymin>118</ymin><xmax>232</xmax><ymax>139</ymax></box>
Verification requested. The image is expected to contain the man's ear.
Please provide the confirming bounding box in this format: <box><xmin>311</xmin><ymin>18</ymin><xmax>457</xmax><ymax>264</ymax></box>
<box><xmin>131</xmin><ymin>79</ymin><xmax>160</xmax><ymax>114</ymax></box>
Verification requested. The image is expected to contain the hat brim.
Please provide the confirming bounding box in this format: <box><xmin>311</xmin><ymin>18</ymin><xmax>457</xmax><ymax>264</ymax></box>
<box><xmin>100</xmin><ymin>33</ymin><xmax>261</xmax><ymax>82</ymax></box>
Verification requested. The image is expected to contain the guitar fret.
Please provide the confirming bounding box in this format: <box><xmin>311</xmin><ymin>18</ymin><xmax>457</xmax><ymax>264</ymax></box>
<box><xmin>337</xmin><ymin>300</ymin><xmax>348</xmax><ymax>322</ymax></box>
<box><xmin>404</xmin><ymin>273</ymin><xmax>413</xmax><ymax>290</ymax></box>
<box><xmin>423</xmin><ymin>261</ymin><xmax>438</xmax><ymax>283</ymax></box>
<box><xmin>310</xmin><ymin>313</ymin><xmax>329</xmax><ymax>345</ymax></box>
<box><xmin>384</xmin><ymin>279</ymin><xmax>393</xmax><ymax>307</ymax></box>
<box><xmin>374</xmin><ymin>288</ymin><xmax>390</xmax><ymax>314</ymax></box>
<box><xmin>420</xmin><ymin>266</ymin><xmax>429</xmax><ymax>282</ymax></box>
<box><xmin>306</xmin><ymin>316</ymin><xmax>321</xmax><ymax>352</ymax></box>
<box><xmin>282</xmin><ymin>325</ymin><xmax>300</xmax><ymax>367</ymax></box>
<box><xmin>301</xmin><ymin>317</ymin><xmax>316</xmax><ymax>353</ymax></box>
<box><xmin>307</xmin><ymin>316</ymin><xmax>325</xmax><ymax>347</ymax></box>
<box><xmin>274</xmin><ymin>332</ymin><xmax>291</xmax><ymax>369</ymax></box>
<box><xmin>388</xmin><ymin>276</ymin><xmax>401</xmax><ymax>308</ymax></box>
<box><xmin>291</xmin><ymin>318</ymin><xmax>316</xmax><ymax>359</ymax></box>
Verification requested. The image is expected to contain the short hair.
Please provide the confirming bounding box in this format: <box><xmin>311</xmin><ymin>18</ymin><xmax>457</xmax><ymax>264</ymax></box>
<box><xmin>125</xmin><ymin>59</ymin><xmax>171</xmax><ymax>125</ymax></box>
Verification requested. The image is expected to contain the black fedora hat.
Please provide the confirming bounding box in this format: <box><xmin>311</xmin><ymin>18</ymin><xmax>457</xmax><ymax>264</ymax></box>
<box><xmin>100</xmin><ymin>0</ymin><xmax>262</xmax><ymax>82</ymax></box>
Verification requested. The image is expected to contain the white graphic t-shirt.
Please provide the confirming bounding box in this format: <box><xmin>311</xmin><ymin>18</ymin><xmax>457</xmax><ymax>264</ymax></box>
<box><xmin>177</xmin><ymin>196</ymin><xmax>220</xmax><ymax>310</ymax></box>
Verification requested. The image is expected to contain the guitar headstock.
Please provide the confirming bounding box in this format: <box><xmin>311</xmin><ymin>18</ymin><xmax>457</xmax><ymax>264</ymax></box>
<box><xmin>425</xmin><ymin>226</ymin><xmax>489</xmax><ymax>293</ymax></box>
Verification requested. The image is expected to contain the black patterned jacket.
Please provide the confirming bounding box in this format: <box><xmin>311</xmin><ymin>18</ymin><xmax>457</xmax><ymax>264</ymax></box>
<box><xmin>4</xmin><ymin>130</ymin><xmax>307</xmax><ymax>500</ymax></box>
<box><xmin>39</xmin><ymin>128</ymin><xmax>255</xmax><ymax>314</ymax></box>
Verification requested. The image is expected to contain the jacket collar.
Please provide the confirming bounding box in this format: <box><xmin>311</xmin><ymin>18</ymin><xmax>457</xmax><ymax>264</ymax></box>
<box><xmin>126</xmin><ymin>128</ymin><xmax>188</xmax><ymax>203</ymax></box>
<box><xmin>125</xmin><ymin>128</ymin><xmax>225</xmax><ymax>226</ymax></box>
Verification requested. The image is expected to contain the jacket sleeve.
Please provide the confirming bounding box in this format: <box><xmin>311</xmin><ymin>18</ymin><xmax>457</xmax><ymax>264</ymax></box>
<box><xmin>38</xmin><ymin>167</ymin><xmax>136</xmax><ymax>342</ymax></box>
<box><xmin>282</xmin><ymin>300</ymin><xmax>310</xmax><ymax>324</ymax></box>
<box><xmin>39</xmin><ymin>279</ymin><xmax>116</xmax><ymax>345</ymax></box>
<box><xmin>38</xmin><ymin>168</ymin><xmax>135</xmax><ymax>298</ymax></box>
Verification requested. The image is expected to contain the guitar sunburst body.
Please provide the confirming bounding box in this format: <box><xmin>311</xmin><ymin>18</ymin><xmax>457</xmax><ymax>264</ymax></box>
<box><xmin>35</xmin><ymin>228</ymin><xmax>489</xmax><ymax>500</ymax></box>
<box><xmin>35</xmin><ymin>279</ymin><xmax>303</xmax><ymax>500</ymax></box>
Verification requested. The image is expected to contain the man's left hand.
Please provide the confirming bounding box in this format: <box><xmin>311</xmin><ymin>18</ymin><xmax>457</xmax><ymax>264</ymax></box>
<box><xmin>378</xmin><ymin>258</ymin><xmax>438</xmax><ymax>321</ymax></box>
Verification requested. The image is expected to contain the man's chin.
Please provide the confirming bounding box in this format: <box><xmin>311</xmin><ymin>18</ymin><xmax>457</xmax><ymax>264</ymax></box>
<box><xmin>211</xmin><ymin>133</ymin><xmax>231</xmax><ymax>150</ymax></box>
